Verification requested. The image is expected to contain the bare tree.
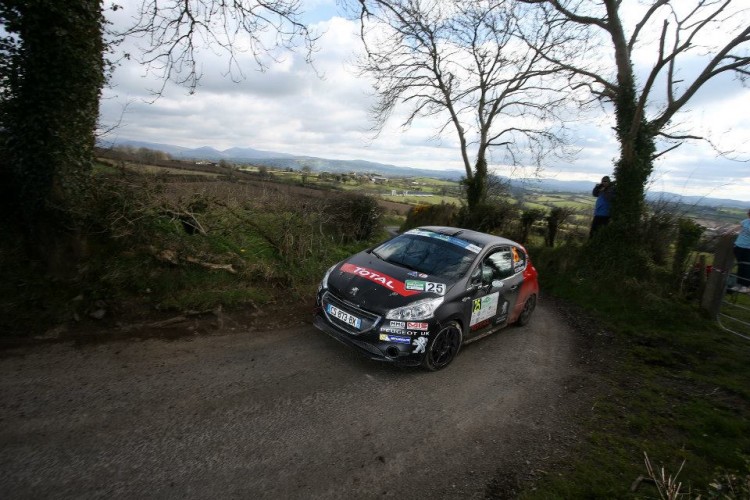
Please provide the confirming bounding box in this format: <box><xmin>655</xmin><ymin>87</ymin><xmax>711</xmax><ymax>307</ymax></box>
<box><xmin>522</xmin><ymin>0</ymin><xmax>750</xmax><ymax>240</ymax></box>
<box><xmin>352</xmin><ymin>0</ymin><xmax>582</xmax><ymax>214</ymax></box>
<box><xmin>118</xmin><ymin>0</ymin><xmax>319</xmax><ymax>95</ymax></box>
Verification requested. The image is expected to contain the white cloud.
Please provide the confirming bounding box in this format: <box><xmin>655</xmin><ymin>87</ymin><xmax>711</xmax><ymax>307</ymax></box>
<box><xmin>99</xmin><ymin>3</ymin><xmax>750</xmax><ymax>202</ymax></box>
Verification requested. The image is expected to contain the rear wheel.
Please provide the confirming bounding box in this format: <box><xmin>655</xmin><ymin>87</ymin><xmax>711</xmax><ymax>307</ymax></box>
<box><xmin>421</xmin><ymin>321</ymin><xmax>462</xmax><ymax>371</ymax></box>
<box><xmin>515</xmin><ymin>294</ymin><xmax>537</xmax><ymax>327</ymax></box>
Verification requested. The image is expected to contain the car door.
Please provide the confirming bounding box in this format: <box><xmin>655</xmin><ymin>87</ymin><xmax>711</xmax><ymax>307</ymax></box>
<box><xmin>463</xmin><ymin>246</ymin><xmax>524</xmax><ymax>339</ymax></box>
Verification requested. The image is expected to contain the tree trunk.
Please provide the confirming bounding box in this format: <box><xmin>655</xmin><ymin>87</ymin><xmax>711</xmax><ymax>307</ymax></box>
<box><xmin>465</xmin><ymin>156</ymin><xmax>488</xmax><ymax>212</ymax></box>
<box><xmin>605</xmin><ymin>0</ymin><xmax>655</xmax><ymax>241</ymax></box>
<box><xmin>609</xmin><ymin>69</ymin><xmax>655</xmax><ymax>240</ymax></box>
<box><xmin>1</xmin><ymin>0</ymin><xmax>105</xmax><ymax>273</ymax></box>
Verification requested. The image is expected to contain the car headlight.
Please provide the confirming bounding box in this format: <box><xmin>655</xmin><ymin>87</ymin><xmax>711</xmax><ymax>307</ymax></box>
<box><xmin>319</xmin><ymin>264</ymin><xmax>337</xmax><ymax>291</ymax></box>
<box><xmin>386</xmin><ymin>297</ymin><xmax>444</xmax><ymax>321</ymax></box>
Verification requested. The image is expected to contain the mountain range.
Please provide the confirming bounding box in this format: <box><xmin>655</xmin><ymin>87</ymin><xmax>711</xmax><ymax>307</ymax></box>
<box><xmin>99</xmin><ymin>138</ymin><xmax>748</xmax><ymax>209</ymax></box>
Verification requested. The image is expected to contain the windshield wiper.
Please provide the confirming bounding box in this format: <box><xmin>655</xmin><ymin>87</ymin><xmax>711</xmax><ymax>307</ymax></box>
<box><xmin>370</xmin><ymin>249</ymin><xmax>385</xmax><ymax>261</ymax></box>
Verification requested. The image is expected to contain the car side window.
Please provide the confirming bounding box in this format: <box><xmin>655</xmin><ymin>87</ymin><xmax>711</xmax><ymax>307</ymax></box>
<box><xmin>485</xmin><ymin>247</ymin><xmax>514</xmax><ymax>280</ymax></box>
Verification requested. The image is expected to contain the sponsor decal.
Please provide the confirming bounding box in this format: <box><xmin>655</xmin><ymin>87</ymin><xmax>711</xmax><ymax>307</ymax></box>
<box><xmin>382</xmin><ymin>328</ymin><xmax>428</xmax><ymax>336</ymax></box>
<box><xmin>407</xmin><ymin>271</ymin><xmax>429</xmax><ymax>279</ymax></box>
<box><xmin>494</xmin><ymin>315</ymin><xmax>508</xmax><ymax>325</ymax></box>
<box><xmin>470</xmin><ymin>292</ymin><xmax>500</xmax><ymax>326</ymax></box>
<box><xmin>511</xmin><ymin>247</ymin><xmax>521</xmax><ymax>264</ymax></box>
<box><xmin>492</xmin><ymin>302</ymin><xmax>510</xmax><ymax>325</ymax></box>
<box><xmin>405</xmin><ymin>280</ymin><xmax>446</xmax><ymax>295</ymax></box>
<box><xmin>405</xmin><ymin>280</ymin><xmax>426</xmax><ymax>291</ymax></box>
<box><xmin>389</xmin><ymin>321</ymin><xmax>405</xmax><ymax>329</ymax></box>
<box><xmin>379</xmin><ymin>334</ymin><xmax>411</xmax><ymax>344</ymax></box>
<box><xmin>405</xmin><ymin>229</ymin><xmax>482</xmax><ymax>254</ymax></box>
<box><xmin>380</xmin><ymin>328</ymin><xmax>405</xmax><ymax>335</ymax></box>
<box><xmin>407</xmin><ymin>321</ymin><xmax>429</xmax><ymax>331</ymax></box>
<box><xmin>340</xmin><ymin>263</ymin><xmax>420</xmax><ymax>297</ymax></box>
<box><xmin>412</xmin><ymin>336</ymin><xmax>428</xmax><ymax>354</ymax></box>
<box><xmin>512</xmin><ymin>247</ymin><xmax>525</xmax><ymax>271</ymax></box>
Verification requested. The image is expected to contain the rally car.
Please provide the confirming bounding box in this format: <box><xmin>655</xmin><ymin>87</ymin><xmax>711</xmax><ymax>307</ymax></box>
<box><xmin>313</xmin><ymin>226</ymin><xmax>539</xmax><ymax>371</ymax></box>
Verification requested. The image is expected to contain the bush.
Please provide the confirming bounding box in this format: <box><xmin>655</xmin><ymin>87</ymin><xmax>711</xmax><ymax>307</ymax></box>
<box><xmin>400</xmin><ymin>202</ymin><xmax>457</xmax><ymax>231</ymax></box>
<box><xmin>642</xmin><ymin>201</ymin><xmax>679</xmax><ymax>266</ymax></box>
<box><xmin>456</xmin><ymin>201</ymin><xmax>518</xmax><ymax>233</ymax></box>
<box><xmin>520</xmin><ymin>208</ymin><xmax>546</xmax><ymax>244</ymax></box>
<box><xmin>673</xmin><ymin>217</ymin><xmax>705</xmax><ymax>276</ymax></box>
<box><xmin>324</xmin><ymin>192</ymin><xmax>383</xmax><ymax>242</ymax></box>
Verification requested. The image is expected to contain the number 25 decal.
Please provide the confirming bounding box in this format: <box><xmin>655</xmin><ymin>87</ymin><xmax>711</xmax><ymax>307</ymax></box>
<box><xmin>426</xmin><ymin>282</ymin><xmax>445</xmax><ymax>295</ymax></box>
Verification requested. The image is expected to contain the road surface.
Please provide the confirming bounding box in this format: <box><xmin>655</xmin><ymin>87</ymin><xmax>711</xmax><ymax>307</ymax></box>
<box><xmin>0</xmin><ymin>302</ymin><xmax>581</xmax><ymax>499</ymax></box>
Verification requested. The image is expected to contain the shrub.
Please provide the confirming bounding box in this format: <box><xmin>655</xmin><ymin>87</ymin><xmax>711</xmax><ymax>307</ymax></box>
<box><xmin>324</xmin><ymin>192</ymin><xmax>383</xmax><ymax>242</ymax></box>
<box><xmin>400</xmin><ymin>202</ymin><xmax>457</xmax><ymax>231</ymax></box>
<box><xmin>456</xmin><ymin>200</ymin><xmax>518</xmax><ymax>233</ymax></box>
<box><xmin>519</xmin><ymin>208</ymin><xmax>546</xmax><ymax>244</ymax></box>
<box><xmin>673</xmin><ymin>217</ymin><xmax>705</xmax><ymax>276</ymax></box>
<box><xmin>642</xmin><ymin>201</ymin><xmax>679</xmax><ymax>266</ymax></box>
<box><xmin>545</xmin><ymin>207</ymin><xmax>572</xmax><ymax>247</ymax></box>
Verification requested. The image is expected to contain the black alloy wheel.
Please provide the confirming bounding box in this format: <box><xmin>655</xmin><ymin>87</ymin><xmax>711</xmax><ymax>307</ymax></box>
<box><xmin>422</xmin><ymin>321</ymin><xmax>462</xmax><ymax>371</ymax></box>
<box><xmin>515</xmin><ymin>294</ymin><xmax>537</xmax><ymax>327</ymax></box>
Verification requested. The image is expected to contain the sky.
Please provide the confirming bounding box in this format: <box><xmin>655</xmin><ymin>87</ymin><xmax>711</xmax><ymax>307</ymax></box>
<box><xmin>98</xmin><ymin>0</ymin><xmax>750</xmax><ymax>202</ymax></box>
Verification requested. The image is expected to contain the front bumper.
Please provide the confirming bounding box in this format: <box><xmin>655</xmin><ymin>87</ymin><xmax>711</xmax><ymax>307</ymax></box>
<box><xmin>313</xmin><ymin>292</ymin><xmax>433</xmax><ymax>366</ymax></box>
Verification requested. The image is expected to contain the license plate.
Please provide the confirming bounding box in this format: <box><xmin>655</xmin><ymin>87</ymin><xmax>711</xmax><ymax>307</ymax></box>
<box><xmin>327</xmin><ymin>304</ymin><xmax>362</xmax><ymax>329</ymax></box>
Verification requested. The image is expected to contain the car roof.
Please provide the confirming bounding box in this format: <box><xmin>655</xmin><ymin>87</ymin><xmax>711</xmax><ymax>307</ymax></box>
<box><xmin>416</xmin><ymin>226</ymin><xmax>521</xmax><ymax>248</ymax></box>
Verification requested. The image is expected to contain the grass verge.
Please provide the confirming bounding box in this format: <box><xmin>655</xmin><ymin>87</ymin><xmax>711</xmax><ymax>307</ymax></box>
<box><xmin>522</xmin><ymin>245</ymin><xmax>750</xmax><ymax>498</ymax></box>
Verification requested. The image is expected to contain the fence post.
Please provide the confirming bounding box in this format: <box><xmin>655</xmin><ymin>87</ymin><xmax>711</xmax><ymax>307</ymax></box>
<box><xmin>701</xmin><ymin>234</ymin><xmax>736</xmax><ymax>318</ymax></box>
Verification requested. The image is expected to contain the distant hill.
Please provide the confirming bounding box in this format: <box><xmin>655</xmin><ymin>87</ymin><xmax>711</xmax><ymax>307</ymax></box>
<box><xmin>98</xmin><ymin>138</ymin><xmax>748</xmax><ymax>208</ymax></box>
<box><xmin>99</xmin><ymin>138</ymin><xmax>465</xmax><ymax>181</ymax></box>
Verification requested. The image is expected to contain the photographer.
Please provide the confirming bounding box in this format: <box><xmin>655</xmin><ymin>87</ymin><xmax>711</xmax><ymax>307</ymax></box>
<box><xmin>590</xmin><ymin>175</ymin><xmax>614</xmax><ymax>238</ymax></box>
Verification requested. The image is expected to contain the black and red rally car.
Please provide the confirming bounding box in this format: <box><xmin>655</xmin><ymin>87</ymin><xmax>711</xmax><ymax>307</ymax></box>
<box><xmin>314</xmin><ymin>226</ymin><xmax>539</xmax><ymax>371</ymax></box>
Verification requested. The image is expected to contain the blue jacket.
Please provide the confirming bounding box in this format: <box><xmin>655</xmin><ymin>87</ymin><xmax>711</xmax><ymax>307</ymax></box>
<box><xmin>592</xmin><ymin>184</ymin><xmax>614</xmax><ymax>217</ymax></box>
<box><xmin>736</xmin><ymin>218</ymin><xmax>750</xmax><ymax>249</ymax></box>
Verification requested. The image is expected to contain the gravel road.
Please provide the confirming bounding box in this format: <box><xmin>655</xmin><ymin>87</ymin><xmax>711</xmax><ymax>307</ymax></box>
<box><xmin>0</xmin><ymin>302</ymin><xmax>582</xmax><ymax>499</ymax></box>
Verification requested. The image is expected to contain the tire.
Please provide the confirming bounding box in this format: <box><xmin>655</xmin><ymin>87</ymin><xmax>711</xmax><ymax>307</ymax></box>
<box><xmin>514</xmin><ymin>294</ymin><xmax>537</xmax><ymax>327</ymax></box>
<box><xmin>421</xmin><ymin>321</ymin><xmax>463</xmax><ymax>371</ymax></box>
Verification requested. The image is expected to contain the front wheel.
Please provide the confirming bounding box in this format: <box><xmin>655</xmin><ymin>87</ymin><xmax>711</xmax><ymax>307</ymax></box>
<box><xmin>514</xmin><ymin>294</ymin><xmax>537</xmax><ymax>327</ymax></box>
<box><xmin>421</xmin><ymin>321</ymin><xmax>463</xmax><ymax>371</ymax></box>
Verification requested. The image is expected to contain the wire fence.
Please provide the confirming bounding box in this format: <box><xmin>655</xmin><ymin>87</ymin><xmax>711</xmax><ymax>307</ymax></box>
<box><xmin>717</xmin><ymin>260</ymin><xmax>750</xmax><ymax>340</ymax></box>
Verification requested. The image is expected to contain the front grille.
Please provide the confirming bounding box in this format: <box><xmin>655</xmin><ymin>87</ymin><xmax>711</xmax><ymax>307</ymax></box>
<box><xmin>321</xmin><ymin>291</ymin><xmax>381</xmax><ymax>335</ymax></box>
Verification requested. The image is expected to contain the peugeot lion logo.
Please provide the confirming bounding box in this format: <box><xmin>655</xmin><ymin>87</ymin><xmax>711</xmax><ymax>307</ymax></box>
<box><xmin>349</xmin><ymin>287</ymin><xmax>359</xmax><ymax>296</ymax></box>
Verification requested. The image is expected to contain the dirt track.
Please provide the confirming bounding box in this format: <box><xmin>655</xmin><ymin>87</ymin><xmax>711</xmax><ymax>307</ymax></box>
<box><xmin>0</xmin><ymin>302</ymin><xmax>584</xmax><ymax>499</ymax></box>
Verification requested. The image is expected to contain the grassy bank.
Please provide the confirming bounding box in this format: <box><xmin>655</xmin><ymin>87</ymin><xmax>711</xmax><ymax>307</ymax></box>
<box><xmin>0</xmin><ymin>170</ymin><xmax>381</xmax><ymax>338</ymax></box>
<box><xmin>524</xmin><ymin>245</ymin><xmax>750</xmax><ymax>498</ymax></box>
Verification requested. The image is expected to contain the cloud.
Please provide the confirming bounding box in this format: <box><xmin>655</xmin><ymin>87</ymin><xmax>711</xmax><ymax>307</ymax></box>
<box><xmin>99</xmin><ymin>5</ymin><xmax>750</xmax><ymax>202</ymax></box>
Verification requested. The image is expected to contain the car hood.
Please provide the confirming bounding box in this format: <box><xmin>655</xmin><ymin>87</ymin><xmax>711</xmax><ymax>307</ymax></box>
<box><xmin>326</xmin><ymin>252</ymin><xmax>449</xmax><ymax>314</ymax></box>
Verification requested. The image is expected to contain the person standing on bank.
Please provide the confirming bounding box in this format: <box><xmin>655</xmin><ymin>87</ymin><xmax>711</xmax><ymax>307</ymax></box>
<box><xmin>732</xmin><ymin>209</ymin><xmax>750</xmax><ymax>293</ymax></box>
<box><xmin>590</xmin><ymin>175</ymin><xmax>614</xmax><ymax>238</ymax></box>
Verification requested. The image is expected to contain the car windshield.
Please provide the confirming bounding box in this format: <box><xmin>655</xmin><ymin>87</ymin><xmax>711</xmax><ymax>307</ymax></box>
<box><xmin>372</xmin><ymin>231</ymin><xmax>478</xmax><ymax>280</ymax></box>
